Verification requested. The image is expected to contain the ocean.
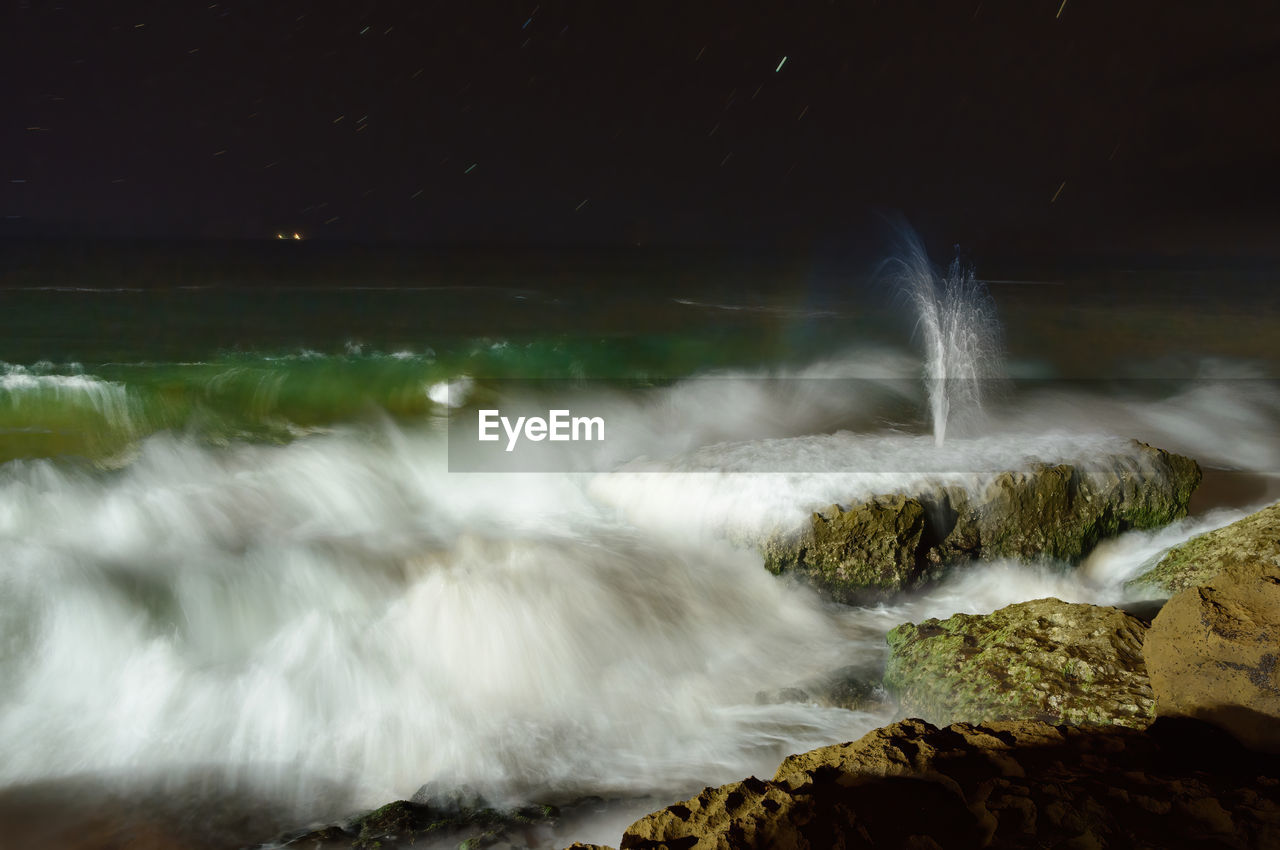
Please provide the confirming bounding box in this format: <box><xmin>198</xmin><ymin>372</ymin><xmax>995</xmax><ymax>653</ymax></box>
<box><xmin>1</xmin><ymin>238</ymin><xmax>1278</xmax><ymax>848</ymax></box>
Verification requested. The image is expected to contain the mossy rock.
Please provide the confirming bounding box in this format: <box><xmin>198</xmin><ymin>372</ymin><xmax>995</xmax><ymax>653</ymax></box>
<box><xmin>938</xmin><ymin>443</ymin><xmax>1201</xmax><ymax>564</ymax></box>
<box><xmin>883</xmin><ymin>597</ymin><xmax>1155</xmax><ymax>728</ymax></box>
<box><xmin>763</xmin><ymin>494</ymin><xmax>930</xmax><ymax>603</ymax></box>
<box><xmin>764</xmin><ymin>441</ymin><xmax>1201</xmax><ymax>603</ymax></box>
<box><xmin>1128</xmin><ymin>500</ymin><xmax>1280</xmax><ymax>595</ymax></box>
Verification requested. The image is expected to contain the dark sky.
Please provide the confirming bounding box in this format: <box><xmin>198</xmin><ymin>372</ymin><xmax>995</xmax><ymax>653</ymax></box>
<box><xmin>3</xmin><ymin>1</ymin><xmax>1278</xmax><ymax>257</ymax></box>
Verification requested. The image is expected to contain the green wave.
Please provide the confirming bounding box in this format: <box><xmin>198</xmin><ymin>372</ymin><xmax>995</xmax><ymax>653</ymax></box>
<box><xmin>0</xmin><ymin>332</ymin><xmax>793</xmax><ymax>464</ymax></box>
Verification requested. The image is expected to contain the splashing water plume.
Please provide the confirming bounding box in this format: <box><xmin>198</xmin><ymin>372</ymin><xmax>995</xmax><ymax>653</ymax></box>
<box><xmin>896</xmin><ymin>240</ymin><xmax>1004</xmax><ymax>445</ymax></box>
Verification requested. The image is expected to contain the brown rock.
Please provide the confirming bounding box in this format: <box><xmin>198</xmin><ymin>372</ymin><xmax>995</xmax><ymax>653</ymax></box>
<box><xmin>618</xmin><ymin>718</ymin><xmax>1280</xmax><ymax>850</ymax></box>
<box><xmin>1144</xmin><ymin>559</ymin><xmax>1280</xmax><ymax>753</ymax></box>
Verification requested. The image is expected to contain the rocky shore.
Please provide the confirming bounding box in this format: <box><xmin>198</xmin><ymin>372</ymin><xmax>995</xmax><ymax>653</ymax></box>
<box><xmin>264</xmin><ymin>451</ymin><xmax>1280</xmax><ymax>850</ymax></box>
<box><xmin>577</xmin><ymin>495</ymin><xmax>1280</xmax><ymax>850</ymax></box>
<box><xmin>611</xmin><ymin>716</ymin><xmax>1280</xmax><ymax>849</ymax></box>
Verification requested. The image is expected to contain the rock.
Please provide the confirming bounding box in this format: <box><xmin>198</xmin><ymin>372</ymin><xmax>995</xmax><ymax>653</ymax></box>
<box><xmin>1144</xmin><ymin>558</ymin><xmax>1280</xmax><ymax>754</ymax></box>
<box><xmin>939</xmin><ymin>443</ymin><xmax>1200</xmax><ymax>562</ymax></box>
<box><xmin>754</xmin><ymin>686</ymin><xmax>813</xmax><ymax>706</ymax></box>
<box><xmin>618</xmin><ymin>717</ymin><xmax>1280</xmax><ymax>849</ymax></box>
<box><xmin>1129</xmin><ymin>500</ymin><xmax>1280</xmax><ymax>595</ymax></box>
<box><xmin>883</xmin><ymin>597</ymin><xmax>1155</xmax><ymax>728</ymax></box>
<box><xmin>765</xmin><ymin>441</ymin><xmax>1201</xmax><ymax>602</ymax></box>
<box><xmin>282</xmin><ymin>799</ymin><xmax>561</xmax><ymax>849</ymax></box>
<box><xmin>807</xmin><ymin>667</ymin><xmax>891</xmax><ymax>713</ymax></box>
<box><xmin>755</xmin><ymin>665</ymin><xmax>891</xmax><ymax>713</ymax></box>
<box><xmin>282</xmin><ymin>825</ymin><xmax>350</xmax><ymax>848</ymax></box>
<box><xmin>763</xmin><ymin>494</ymin><xmax>928</xmax><ymax>601</ymax></box>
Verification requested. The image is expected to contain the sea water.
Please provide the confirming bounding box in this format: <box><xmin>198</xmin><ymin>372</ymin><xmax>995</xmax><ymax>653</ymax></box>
<box><xmin>0</xmin><ymin>241</ymin><xmax>1278</xmax><ymax>848</ymax></box>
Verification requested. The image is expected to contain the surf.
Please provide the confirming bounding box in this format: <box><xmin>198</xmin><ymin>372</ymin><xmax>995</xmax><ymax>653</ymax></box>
<box><xmin>891</xmin><ymin>239</ymin><xmax>1004</xmax><ymax>445</ymax></box>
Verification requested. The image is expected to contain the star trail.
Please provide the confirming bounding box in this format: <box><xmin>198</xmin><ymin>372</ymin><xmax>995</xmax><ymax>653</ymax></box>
<box><xmin>2</xmin><ymin>1</ymin><xmax>1277</xmax><ymax>258</ymax></box>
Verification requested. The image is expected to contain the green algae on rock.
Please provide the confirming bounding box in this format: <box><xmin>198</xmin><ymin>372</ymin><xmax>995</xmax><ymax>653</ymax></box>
<box><xmin>882</xmin><ymin>597</ymin><xmax>1155</xmax><ymax>728</ymax></box>
<box><xmin>761</xmin><ymin>494</ymin><xmax>928</xmax><ymax>602</ymax></box>
<box><xmin>937</xmin><ymin>443</ymin><xmax>1201</xmax><ymax>562</ymax></box>
<box><xmin>764</xmin><ymin>441</ymin><xmax>1201</xmax><ymax>603</ymax></box>
<box><xmin>1129</xmin><ymin>499</ymin><xmax>1280</xmax><ymax>595</ymax></box>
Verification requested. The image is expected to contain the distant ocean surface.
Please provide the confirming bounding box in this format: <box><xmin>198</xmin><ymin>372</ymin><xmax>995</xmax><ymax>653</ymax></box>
<box><xmin>1</xmin><ymin>239</ymin><xmax>1278</xmax><ymax>848</ymax></box>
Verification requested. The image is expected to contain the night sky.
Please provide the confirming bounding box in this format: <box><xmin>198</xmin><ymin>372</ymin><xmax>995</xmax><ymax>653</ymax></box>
<box><xmin>3</xmin><ymin>1</ymin><xmax>1278</xmax><ymax>258</ymax></box>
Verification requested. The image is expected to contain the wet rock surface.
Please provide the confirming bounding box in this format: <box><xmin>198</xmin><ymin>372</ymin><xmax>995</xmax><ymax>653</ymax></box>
<box><xmin>764</xmin><ymin>442</ymin><xmax>1201</xmax><ymax>602</ymax></box>
<box><xmin>1130</xmin><ymin>499</ymin><xmax>1280</xmax><ymax>595</ymax></box>
<box><xmin>280</xmin><ymin>799</ymin><xmax>561</xmax><ymax>850</ymax></box>
<box><xmin>763</xmin><ymin>494</ymin><xmax>928</xmax><ymax>601</ymax></box>
<box><xmin>883</xmin><ymin>597</ymin><xmax>1155</xmax><ymax>728</ymax></box>
<box><xmin>617</xmin><ymin>717</ymin><xmax>1280</xmax><ymax>850</ymax></box>
<box><xmin>755</xmin><ymin>665</ymin><xmax>892</xmax><ymax>714</ymax></box>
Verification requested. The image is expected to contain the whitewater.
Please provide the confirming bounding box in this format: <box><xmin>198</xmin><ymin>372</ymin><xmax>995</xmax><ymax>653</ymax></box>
<box><xmin>0</xmin><ymin>246</ymin><xmax>1277</xmax><ymax>848</ymax></box>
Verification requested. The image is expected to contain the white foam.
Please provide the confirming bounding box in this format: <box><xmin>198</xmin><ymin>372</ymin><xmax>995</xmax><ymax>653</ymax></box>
<box><xmin>427</xmin><ymin>376</ymin><xmax>473</xmax><ymax>408</ymax></box>
<box><xmin>0</xmin><ymin>426</ymin><xmax>880</xmax><ymax>812</ymax></box>
<box><xmin>591</xmin><ymin>429</ymin><xmax>1138</xmax><ymax>539</ymax></box>
<box><xmin>1</xmin><ymin>347</ymin><xmax>1277</xmax><ymax>830</ymax></box>
<box><xmin>0</xmin><ymin>363</ymin><xmax>134</xmax><ymax>427</ymax></box>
